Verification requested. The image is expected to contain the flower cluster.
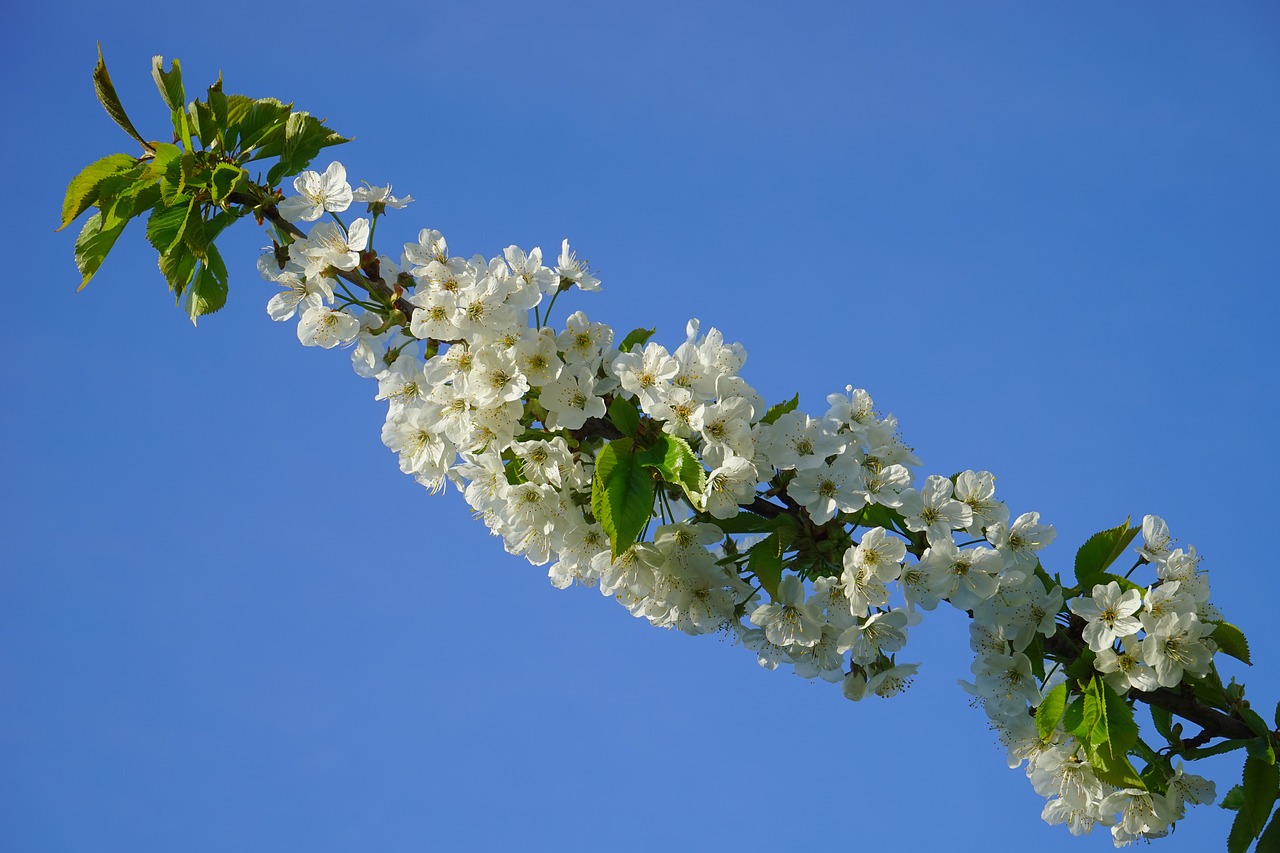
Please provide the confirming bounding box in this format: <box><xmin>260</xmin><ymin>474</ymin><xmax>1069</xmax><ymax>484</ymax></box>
<box><xmin>259</xmin><ymin>163</ymin><xmax>1237</xmax><ymax>847</ymax></box>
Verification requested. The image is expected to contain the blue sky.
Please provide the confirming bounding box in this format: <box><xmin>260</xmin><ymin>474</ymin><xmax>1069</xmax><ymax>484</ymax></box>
<box><xmin>4</xmin><ymin>2</ymin><xmax>1279</xmax><ymax>850</ymax></box>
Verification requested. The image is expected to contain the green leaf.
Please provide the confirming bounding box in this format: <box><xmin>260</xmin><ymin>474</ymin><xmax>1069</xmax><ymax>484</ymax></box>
<box><xmin>181</xmin><ymin>202</ymin><xmax>210</xmax><ymax>259</ymax></box>
<box><xmin>229</xmin><ymin>96</ymin><xmax>292</xmax><ymax>160</ymax></box>
<box><xmin>1192</xmin><ymin>670</ymin><xmax>1232</xmax><ymax>712</ymax></box>
<box><xmin>1258</xmin><ymin>804</ymin><xmax>1280</xmax><ymax>853</ymax></box>
<box><xmin>59</xmin><ymin>153</ymin><xmax>137</xmax><ymax>231</ymax></box>
<box><xmin>150</xmin><ymin>55</ymin><xmax>191</xmax><ymax>149</ymax></box>
<box><xmin>1036</xmin><ymin>683</ymin><xmax>1069</xmax><ymax>741</ymax></box>
<box><xmin>607</xmin><ymin>397</ymin><xmax>640</xmax><ymax>437</ymax></box>
<box><xmin>1249</xmin><ymin>736</ymin><xmax>1277</xmax><ymax>766</ymax></box>
<box><xmin>1151</xmin><ymin>706</ymin><xmax>1176</xmax><ymax>745</ymax></box>
<box><xmin>1212</xmin><ymin>621</ymin><xmax>1253</xmax><ymax>666</ymax></box>
<box><xmin>618</xmin><ymin>327</ymin><xmax>656</xmax><ymax>353</ymax></box>
<box><xmin>73</xmin><ymin>211</ymin><xmax>127</xmax><ymax>290</ymax></box>
<box><xmin>146</xmin><ymin>198</ymin><xmax>192</xmax><ymax>255</ymax></box>
<box><xmin>1182</xmin><ymin>739</ymin><xmax>1251</xmax><ymax>761</ymax></box>
<box><xmin>184</xmin><ymin>244</ymin><xmax>228</xmax><ymax>324</ymax></box>
<box><xmin>103</xmin><ymin>176</ymin><xmax>160</xmax><ymax>234</ymax></box>
<box><xmin>158</xmin><ymin>244</ymin><xmax>197</xmax><ymax>295</ymax></box>
<box><xmin>210</xmin><ymin>162</ymin><xmax>244</xmax><ymax>203</ymax></box>
<box><xmin>206</xmin><ymin>76</ymin><xmax>228</xmax><ymax>148</ymax></box>
<box><xmin>1073</xmin><ymin>518</ymin><xmax>1141</xmax><ymax>589</ymax></box>
<box><xmin>144</xmin><ymin>142</ymin><xmax>185</xmax><ymax>204</ymax></box>
<box><xmin>591</xmin><ymin>438</ymin><xmax>656</xmax><ymax>558</ymax></box>
<box><xmin>703</xmin><ymin>511</ymin><xmax>775</xmax><ymax>535</ymax></box>
<box><xmin>636</xmin><ymin>434</ymin><xmax>706</xmax><ymax>510</ymax></box>
<box><xmin>760</xmin><ymin>393</ymin><xmax>800</xmax><ymax>425</ymax></box>
<box><xmin>272</xmin><ymin>110</ymin><xmax>350</xmax><ymax>181</ymax></box>
<box><xmin>190</xmin><ymin>97</ymin><xmax>215</xmax><ymax>148</ymax></box>
<box><xmin>1079</xmin><ymin>675</ymin><xmax>1138</xmax><ymax>762</ymax></box>
<box><xmin>1065</xmin><ymin>647</ymin><xmax>1097</xmax><ymax>683</ymax></box>
<box><xmin>747</xmin><ymin>532</ymin><xmax>784</xmax><ymax>599</ymax></box>
<box><xmin>1062</xmin><ymin>695</ymin><xmax>1084</xmax><ymax>737</ymax></box>
<box><xmin>1233</xmin><ymin>756</ymin><xmax>1280</xmax><ymax>851</ymax></box>
<box><xmin>150</xmin><ymin>55</ymin><xmax>185</xmax><ymax>111</ymax></box>
<box><xmin>93</xmin><ymin>45</ymin><xmax>152</xmax><ymax>152</ymax></box>
<box><xmin>1224</xmin><ymin>785</ymin><xmax>1246</xmax><ymax>811</ymax></box>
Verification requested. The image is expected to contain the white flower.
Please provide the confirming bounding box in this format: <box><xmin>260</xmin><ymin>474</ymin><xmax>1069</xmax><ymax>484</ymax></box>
<box><xmin>352</xmin><ymin>182</ymin><xmax>413</xmax><ymax>212</ymax></box>
<box><xmin>986</xmin><ymin>511</ymin><xmax>1056</xmax><ymax>573</ymax></box>
<box><xmin>1138</xmin><ymin>514</ymin><xmax>1173</xmax><ymax>565</ymax></box>
<box><xmin>900</xmin><ymin>474</ymin><xmax>972</xmax><ymax>544</ymax></box>
<box><xmin>277</xmin><ymin>161</ymin><xmax>353</xmax><ymax>222</ymax></box>
<box><xmin>554</xmin><ymin>239</ymin><xmax>600</xmax><ymax>291</ymax></box>
<box><xmin>954</xmin><ymin>470</ymin><xmax>1009</xmax><ymax>536</ymax></box>
<box><xmin>1069</xmin><ymin>581</ymin><xmax>1144</xmax><ymax>653</ymax></box>
<box><xmin>841</xmin><ymin>527</ymin><xmax>905</xmax><ymax>613</ymax></box>
<box><xmin>918</xmin><ymin>539</ymin><xmax>1002</xmax><ymax>610</ymax></box>
<box><xmin>703</xmin><ymin>456</ymin><xmax>758</xmax><ymax>519</ymax></box>
<box><xmin>748</xmin><ymin>575</ymin><xmax>824</xmax><ymax>648</ymax></box>
<box><xmin>836</xmin><ymin>608</ymin><xmax>909</xmax><ymax>664</ymax></box>
<box><xmin>301</xmin><ymin>219</ymin><xmax>370</xmax><ymax>274</ymax></box>
<box><xmin>972</xmin><ymin>651</ymin><xmax>1042</xmax><ymax>708</ymax></box>
<box><xmin>1141</xmin><ymin>611</ymin><xmax>1214</xmax><ymax>687</ymax></box>
<box><xmin>786</xmin><ymin>456</ymin><xmax>865</xmax><ymax>525</ymax></box>
<box><xmin>1100</xmin><ymin>788</ymin><xmax>1176</xmax><ymax>846</ymax></box>
<box><xmin>1095</xmin><ymin>635</ymin><xmax>1158</xmax><ymax>694</ymax></box>
<box><xmin>865</xmin><ymin>662</ymin><xmax>918</xmax><ymax>698</ymax></box>
<box><xmin>297</xmin><ymin>304</ymin><xmax>359</xmax><ymax>348</ymax></box>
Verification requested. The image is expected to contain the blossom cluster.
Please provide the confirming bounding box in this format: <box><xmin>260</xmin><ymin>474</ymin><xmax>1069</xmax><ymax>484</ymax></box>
<box><xmin>968</xmin><ymin>514</ymin><xmax>1219</xmax><ymax>843</ymax></box>
<box><xmin>258</xmin><ymin>162</ymin><xmax>1229</xmax><ymax>847</ymax></box>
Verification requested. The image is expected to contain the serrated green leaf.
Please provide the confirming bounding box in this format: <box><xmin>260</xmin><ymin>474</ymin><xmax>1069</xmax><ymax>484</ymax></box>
<box><xmin>1248</xmin><ymin>736</ymin><xmax>1277</xmax><ymax>765</ymax></box>
<box><xmin>93</xmin><ymin>45</ymin><xmax>152</xmax><ymax>152</ymax></box>
<box><xmin>1062</xmin><ymin>695</ymin><xmax>1085</xmax><ymax>737</ymax></box>
<box><xmin>747</xmin><ymin>532</ymin><xmax>784</xmax><ymax>599</ymax></box>
<box><xmin>145</xmin><ymin>142</ymin><xmax>185</xmax><ymax>204</ymax></box>
<box><xmin>146</xmin><ymin>199</ymin><xmax>192</xmax><ymax>254</ymax></box>
<box><xmin>1182</xmin><ymin>738</ymin><xmax>1251</xmax><ymax>761</ymax></box>
<box><xmin>150</xmin><ymin>55</ymin><xmax>185</xmax><ymax>112</ymax></box>
<box><xmin>1212</xmin><ymin>621</ymin><xmax>1253</xmax><ymax>666</ymax></box>
<box><xmin>278</xmin><ymin>110</ymin><xmax>350</xmax><ymax>177</ymax></box>
<box><xmin>236</xmin><ymin>97</ymin><xmax>292</xmax><ymax>162</ymax></box>
<box><xmin>591</xmin><ymin>438</ymin><xmax>655</xmax><ymax>558</ymax></box>
<box><xmin>1065</xmin><ymin>647</ymin><xmax>1097</xmax><ymax>683</ymax></box>
<box><xmin>210</xmin><ymin>162</ymin><xmax>244</xmax><ymax>203</ymax></box>
<box><xmin>1080</xmin><ymin>676</ymin><xmax>1111</xmax><ymax>747</ymax></box>
<box><xmin>1257</xmin><ymin>803</ymin><xmax>1280</xmax><ymax>853</ymax></box>
<box><xmin>181</xmin><ymin>202</ymin><xmax>209</xmax><ymax>259</ymax></box>
<box><xmin>206</xmin><ymin>76</ymin><xmax>228</xmax><ymax>149</ymax></box>
<box><xmin>1074</xmin><ymin>518</ymin><xmax>1141</xmax><ymax>589</ymax></box>
<box><xmin>618</xmin><ymin>327</ymin><xmax>656</xmax><ymax>353</ymax></box>
<box><xmin>158</xmin><ymin>244</ymin><xmax>197</xmax><ymax>295</ymax></box>
<box><xmin>184</xmin><ymin>244</ymin><xmax>228</xmax><ymax>324</ymax></box>
<box><xmin>760</xmin><ymin>393</ymin><xmax>800</xmax><ymax>425</ymax></box>
<box><xmin>1036</xmin><ymin>683</ymin><xmax>1069</xmax><ymax>741</ymax></box>
<box><xmin>636</xmin><ymin>434</ymin><xmax>706</xmax><ymax>510</ymax></box>
<box><xmin>607</xmin><ymin>396</ymin><xmax>640</xmax><ymax>437</ymax></box>
<box><xmin>59</xmin><ymin>153</ymin><xmax>137</xmax><ymax>231</ymax></box>
<box><xmin>1230</xmin><ymin>809</ymin><xmax>1256</xmax><ymax>853</ymax></box>
<box><xmin>1193</xmin><ymin>671</ymin><xmax>1232</xmax><ymax>712</ymax></box>
<box><xmin>190</xmin><ymin>98</ymin><xmax>215</xmax><ymax>149</ymax></box>
<box><xmin>1223</xmin><ymin>785</ymin><xmax>1246</xmax><ymax>811</ymax></box>
<box><xmin>1235</xmin><ymin>756</ymin><xmax>1280</xmax><ymax>850</ymax></box>
<box><xmin>703</xmin><ymin>512</ymin><xmax>775</xmax><ymax>535</ymax></box>
<box><xmin>73</xmin><ymin>211</ymin><xmax>127</xmax><ymax>290</ymax></box>
<box><xmin>1090</xmin><ymin>750</ymin><xmax>1146</xmax><ymax>790</ymax></box>
<box><xmin>1151</xmin><ymin>706</ymin><xmax>1176</xmax><ymax>745</ymax></box>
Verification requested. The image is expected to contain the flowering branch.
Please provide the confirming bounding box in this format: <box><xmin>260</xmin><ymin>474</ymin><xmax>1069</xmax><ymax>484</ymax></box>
<box><xmin>62</xmin><ymin>52</ymin><xmax>1280</xmax><ymax>852</ymax></box>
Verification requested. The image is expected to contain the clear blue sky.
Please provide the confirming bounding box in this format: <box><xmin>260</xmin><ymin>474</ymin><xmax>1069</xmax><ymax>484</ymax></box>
<box><xmin>4</xmin><ymin>2</ymin><xmax>1279</xmax><ymax>850</ymax></box>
